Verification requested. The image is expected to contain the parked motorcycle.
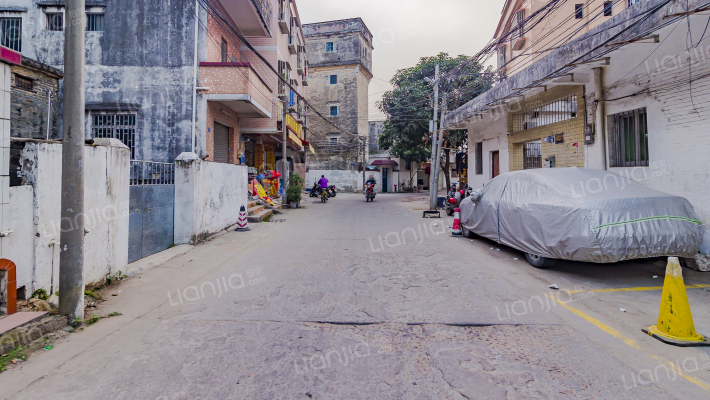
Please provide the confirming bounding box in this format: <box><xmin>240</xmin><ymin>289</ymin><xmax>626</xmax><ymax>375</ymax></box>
<box><xmin>365</xmin><ymin>183</ymin><xmax>376</xmax><ymax>202</ymax></box>
<box><xmin>445</xmin><ymin>184</ymin><xmax>471</xmax><ymax>216</ymax></box>
<box><xmin>328</xmin><ymin>185</ymin><xmax>338</xmax><ymax>198</ymax></box>
<box><xmin>310</xmin><ymin>180</ymin><xmax>321</xmax><ymax>198</ymax></box>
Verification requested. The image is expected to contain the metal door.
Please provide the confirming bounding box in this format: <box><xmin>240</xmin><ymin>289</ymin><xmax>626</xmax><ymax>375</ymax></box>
<box><xmin>128</xmin><ymin>161</ymin><xmax>175</xmax><ymax>263</ymax></box>
<box><xmin>382</xmin><ymin>168</ymin><xmax>388</xmax><ymax>192</ymax></box>
<box><xmin>214</xmin><ymin>123</ymin><xmax>230</xmax><ymax>163</ymax></box>
<box><xmin>524</xmin><ymin>141</ymin><xmax>542</xmax><ymax>169</ymax></box>
<box><xmin>492</xmin><ymin>151</ymin><xmax>500</xmax><ymax>178</ymax></box>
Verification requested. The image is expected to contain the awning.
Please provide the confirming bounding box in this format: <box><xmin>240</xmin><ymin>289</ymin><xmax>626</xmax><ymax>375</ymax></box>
<box><xmin>370</xmin><ymin>159</ymin><xmax>399</xmax><ymax>167</ymax></box>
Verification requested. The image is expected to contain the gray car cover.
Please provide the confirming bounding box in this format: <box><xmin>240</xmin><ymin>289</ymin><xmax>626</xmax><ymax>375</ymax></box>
<box><xmin>459</xmin><ymin>168</ymin><xmax>703</xmax><ymax>263</ymax></box>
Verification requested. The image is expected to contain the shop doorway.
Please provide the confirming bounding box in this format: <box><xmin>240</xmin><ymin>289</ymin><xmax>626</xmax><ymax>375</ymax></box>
<box><xmin>491</xmin><ymin>151</ymin><xmax>500</xmax><ymax>178</ymax></box>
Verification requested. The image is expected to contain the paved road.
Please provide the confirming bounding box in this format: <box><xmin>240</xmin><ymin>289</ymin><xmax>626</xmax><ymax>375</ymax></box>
<box><xmin>3</xmin><ymin>193</ymin><xmax>710</xmax><ymax>399</ymax></box>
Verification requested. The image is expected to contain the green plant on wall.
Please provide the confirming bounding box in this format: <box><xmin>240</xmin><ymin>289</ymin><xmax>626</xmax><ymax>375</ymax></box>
<box><xmin>287</xmin><ymin>173</ymin><xmax>304</xmax><ymax>203</ymax></box>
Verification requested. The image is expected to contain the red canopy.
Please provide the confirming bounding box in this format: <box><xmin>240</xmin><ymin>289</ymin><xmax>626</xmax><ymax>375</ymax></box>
<box><xmin>370</xmin><ymin>159</ymin><xmax>399</xmax><ymax>167</ymax></box>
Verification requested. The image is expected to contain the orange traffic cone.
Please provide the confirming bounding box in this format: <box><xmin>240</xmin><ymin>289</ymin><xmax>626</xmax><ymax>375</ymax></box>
<box><xmin>642</xmin><ymin>257</ymin><xmax>709</xmax><ymax>347</ymax></box>
<box><xmin>452</xmin><ymin>208</ymin><xmax>462</xmax><ymax>236</ymax></box>
<box><xmin>235</xmin><ymin>205</ymin><xmax>250</xmax><ymax>232</ymax></box>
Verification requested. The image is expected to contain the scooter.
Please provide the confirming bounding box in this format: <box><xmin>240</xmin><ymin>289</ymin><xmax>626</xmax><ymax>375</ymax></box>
<box><xmin>446</xmin><ymin>184</ymin><xmax>471</xmax><ymax>216</ymax></box>
<box><xmin>365</xmin><ymin>183</ymin><xmax>376</xmax><ymax>202</ymax></box>
<box><xmin>321</xmin><ymin>186</ymin><xmax>329</xmax><ymax>203</ymax></box>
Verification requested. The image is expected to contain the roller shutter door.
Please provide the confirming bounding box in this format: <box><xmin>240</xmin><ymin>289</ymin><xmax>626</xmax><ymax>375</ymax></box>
<box><xmin>214</xmin><ymin>123</ymin><xmax>230</xmax><ymax>163</ymax></box>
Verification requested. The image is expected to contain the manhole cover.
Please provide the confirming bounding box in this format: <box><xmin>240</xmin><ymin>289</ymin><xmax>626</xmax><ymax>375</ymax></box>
<box><xmin>271</xmin><ymin>219</ymin><xmax>286</xmax><ymax>223</ymax></box>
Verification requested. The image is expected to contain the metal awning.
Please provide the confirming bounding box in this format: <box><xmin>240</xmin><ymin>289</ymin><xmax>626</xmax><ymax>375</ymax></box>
<box><xmin>370</xmin><ymin>159</ymin><xmax>399</xmax><ymax>167</ymax></box>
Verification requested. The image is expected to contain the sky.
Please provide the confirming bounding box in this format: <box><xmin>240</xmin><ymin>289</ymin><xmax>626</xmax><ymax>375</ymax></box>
<box><xmin>296</xmin><ymin>0</ymin><xmax>505</xmax><ymax>120</ymax></box>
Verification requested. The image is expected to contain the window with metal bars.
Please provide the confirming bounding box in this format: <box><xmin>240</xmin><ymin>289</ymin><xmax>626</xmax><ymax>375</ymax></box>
<box><xmin>0</xmin><ymin>18</ymin><xmax>22</xmax><ymax>52</ymax></box>
<box><xmin>524</xmin><ymin>141</ymin><xmax>543</xmax><ymax>169</ymax></box>
<box><xmin>46</xmin><ymin>12</ymin><xmax>63</xmax><ymax>31</ymax></box>
<box><xmin>475</xmin><ymin>142</ymin><xmax>483</xmax><ymax>175</ymax></box>
<box><xmin>91</xmin><ymin>113</ymin><xmax>137</xmax><ymax>159</ymax></box>
<box><xmin>511</xmin><ymin>10</ymin><xmax>525</xmax><ymax>40</ymax></box>
<box><xmin>498</xmin><ymin>46</ymin><xmax>507</xmax><ymax>69</ymax></box>
<box><xmin>221</xmin><ymin>38</ymin><xmax>228</xmax><ymax>62</ymax></box>
<box><xmin>86</xmin><ymin>13</ymin><xmax>105</xmax><ymax>31</ymax></box>
<box><xmin>512</xmin><ymin>94</ymin><xmax>578</xmax><ymax>132</ymax></box>
<box><xmin>609</xmin><ymin>108</ymin><xmax>649</xmax><ymax>167</ymax></box>
<box><xmin>14</xmin><ymin>75</ymin><xmax>33</xmax><ymax>91</ymax></box>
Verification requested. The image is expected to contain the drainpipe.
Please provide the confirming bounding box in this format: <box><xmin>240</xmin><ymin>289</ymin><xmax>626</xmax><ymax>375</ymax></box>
<box><xmin>594</xmin><ymin>67</ymin><xmax>607</xmax><ymax>170</ymax></box>
<box><xmin>191</xmin><ymin>0</ymin><xmax>199</xmax><ymax>154</ymax></box>
<box><xmin>46</xmin><ymin>89</ymin><xmax>52</xmax><ymax>141</ymax></box>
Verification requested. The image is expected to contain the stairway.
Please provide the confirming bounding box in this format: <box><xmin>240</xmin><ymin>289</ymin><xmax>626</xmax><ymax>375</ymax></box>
<box><xmin>247</xmin><ymin>200</ymin><xmax>273</xmax><ymax>223</ymax></box>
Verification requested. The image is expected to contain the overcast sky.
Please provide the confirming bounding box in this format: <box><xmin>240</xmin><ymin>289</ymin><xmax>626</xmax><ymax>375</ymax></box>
<box><xmin>296</xmin><ymin>0</ymin><xmax>505</xmax><ymax>120</ymax></box>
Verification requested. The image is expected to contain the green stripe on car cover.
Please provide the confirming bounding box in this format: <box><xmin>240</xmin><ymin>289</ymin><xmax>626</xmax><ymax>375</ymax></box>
<box><xmin>593</xmin><ymin>216</ymin><xmax>703</xmax><ymax>231</ymax></box>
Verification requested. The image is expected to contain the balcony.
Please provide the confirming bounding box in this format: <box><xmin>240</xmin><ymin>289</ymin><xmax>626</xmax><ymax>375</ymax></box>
<box><xmin>288</xmin><ymin>34</ymin><xmax>297</xmax><ymax>54</ymax></box>
<box><xmin>278</xmin><ymin>7</ymin><xmax>290</xmax><ymax>34</ymax></box>
<box><xmin>199</xmin><ymin>62</ymin><xmax>272</xmax><ymax>118</ymax></box>
<box><xmin>301</xmin><ymin>74</ymin><xmax>308</xmax><ymax>86</ymax></box>
<box><xmin>297</xmin><ymin>52</ymin><xmax>306</xmax><ymax>76</ymax></box>
<box><xmin>222</xmin><ymin>0</ymin><xmax>272</xmax><ymax>37</ymax></box>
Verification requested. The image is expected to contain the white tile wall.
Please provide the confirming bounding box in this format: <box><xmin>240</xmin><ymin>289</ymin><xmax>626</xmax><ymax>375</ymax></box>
<box><xmin>1</xmin><ymin>63</ymin><xmax>10</xmax><ymax>241</ymax></box>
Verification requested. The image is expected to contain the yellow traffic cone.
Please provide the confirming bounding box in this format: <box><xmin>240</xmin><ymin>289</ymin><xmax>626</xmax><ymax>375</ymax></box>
<box><xmin>643</xmin><ymin>257</ymin><xmax>709</xmax><ymax>347</ymax></box>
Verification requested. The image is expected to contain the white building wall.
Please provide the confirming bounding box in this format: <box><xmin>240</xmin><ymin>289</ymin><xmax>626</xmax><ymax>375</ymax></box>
<box><xmin>0</xmin><ymin>63</ymin><xmax>9</xmax><ymax>258</ymax></box>
<box><xmin>307</xmin><ymin>170</ymin><xmax>363</xmax><ymax>192</ymax></box>
<box><xmin>3</xmin><ymin>140</ymin><xmax>130</xmax><ymax>294</ymax></box>
<box><xmin>467</xmin><ymin>112</ymin><xmax>509</xmax><ymax>189</ymax></box>
<box><xmin>174</xmin><ymin>154</ymin><xmax>249</xmax><ymax>245</ymax></box>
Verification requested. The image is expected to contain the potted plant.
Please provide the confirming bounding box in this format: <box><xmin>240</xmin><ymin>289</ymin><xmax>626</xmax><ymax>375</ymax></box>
<box><xmin>287</xmin><ymin>172</ymin><xmax>304</xmax><ymax>208</ymax></box>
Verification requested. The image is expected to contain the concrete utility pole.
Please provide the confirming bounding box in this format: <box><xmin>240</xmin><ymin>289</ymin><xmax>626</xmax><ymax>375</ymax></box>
<box><xmin>59</xmin><ymin>0</ymin><xmax>86</xmax><ymax>324</ymax></box>
<box><xmin>428</xmin><ymin>63</ymin><xmax>440</xmax><ymax>210</ymax></box>
<box><xmin>433</xmin><ymin>92</ymin><xmax>447</xmax><ymax>196</ymax></box>
<box><xmin>361</xmin><ymin>137</ymin><xmax>366</xmax><ymax>191</ymax></box>
<box><xmin>282</xmin><ymin>99</ymin><xmax>289</xmax><ymax>205</ymax></box>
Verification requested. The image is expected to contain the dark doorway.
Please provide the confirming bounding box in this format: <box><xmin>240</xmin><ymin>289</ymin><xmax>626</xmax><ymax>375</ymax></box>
<box><xmin>382</xmin><ymin>168</ymin><xmax>388</xmax><ymax>193</ymax></box>
<box><xmin>491</xmin><ymin>151</ymin><xmax>500</xmax><ymax>178</ymax></box>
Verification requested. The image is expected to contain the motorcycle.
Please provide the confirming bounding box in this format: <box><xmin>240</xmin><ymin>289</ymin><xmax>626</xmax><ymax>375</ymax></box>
<box><xmin>310</xmin><ymin>180</ymin><xmax>321</xmax><ymax>198</ymax></box>
<box><xmin>321</xmin><ymin>186</ymin><xmax>329</xmax><ymax>203</ymax></box>
<box><xmin>445</xmin><ymin>184</ymin><xmax>471</xmax><ymax>216</ymax></box>
<box><xmin>327</xmin><ymin>185</ymin><xmax>338</xmax><ymax>198</ymax></box>
<box><xmin>365</xmin><ymin>183</ymin><xmax>376</xmax><ymax>202</ymax></box>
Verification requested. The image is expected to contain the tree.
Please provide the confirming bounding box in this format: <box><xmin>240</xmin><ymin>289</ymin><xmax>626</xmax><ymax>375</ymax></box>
<box><xmin>377</xmin><ymin>53</ymin><xmax>494</xmax><ymax>189</ymax></box>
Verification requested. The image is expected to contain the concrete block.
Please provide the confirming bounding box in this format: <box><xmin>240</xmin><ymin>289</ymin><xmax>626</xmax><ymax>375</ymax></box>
<box><xmin>3</xmin><ymin>92</ymin><xmax>9</xmax><ymax>121</ymax></box>
<box><xmin>1</xmin><ymin>120</ymin><xmax>9</xmax><ymax>148</ymax></box>
<box><xmin>0</xmin><ymin>176</ymin><xmax>7</xmax><ymax>204</ymax></box>
<box><xmin>0</xmin><ymin>146</ymin><xmax>8</xmax><ymax>176</ymax></box>
<box><xmin>3</xmin><ymin>65</ymin><xmax>9</xmax><ymax>92</ymax></box>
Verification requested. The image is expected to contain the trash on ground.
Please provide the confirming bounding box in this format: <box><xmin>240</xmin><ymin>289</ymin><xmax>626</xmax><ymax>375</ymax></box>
<box><xmin>620</xmin><ymin>308</ymin><xmax>626</xmax><ymax>312</ymax></box>
<box><xmin>653</xmin><ymin>276</ymin><xmax>658</xmax><ymax>279</ymax></box>
<box><xmin>432</xmin><ymin>223</ymin><xmax>439</xmax><ymax>227</ymax></box>
<box><xmin>514</xmin><ymin>258</ymin><xmax>519</xmax><ymax>261</ymax></box>
<box><xmin>44</xmin><ymin>346</ymin><xmax>54</xmax><ymax>350</ymax></box>
<box><xmin>548</xmin><ymin>284</ymin><xmax>559</xmax><ymax>290</ymax></box>
<box><xmin>496</xmin><ymin>248</ymin><xmax>500</xmax><ymax>251</ymax></box>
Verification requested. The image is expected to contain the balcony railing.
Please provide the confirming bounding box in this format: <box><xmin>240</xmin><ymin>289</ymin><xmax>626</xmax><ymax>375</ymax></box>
<box><xmin>278</xmin><ymin>2</ymin><xmax>289</xmax><ymax>34</ymax></box>
<box><xmin>288</xmin><ymin>34</ymin><xmax>297</xmax><ymax>54</ymax></box>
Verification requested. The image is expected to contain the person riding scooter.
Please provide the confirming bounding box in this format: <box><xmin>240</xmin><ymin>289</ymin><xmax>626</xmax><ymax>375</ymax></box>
<box><xmin>319</xmin><ymin>175</ymin><xmax>329</xmax><ymax>194</ymax></box>
<box><xmin>365</xmin><ymin>178</ymin><xmax>377</xmax><ymax>202</ymax></box>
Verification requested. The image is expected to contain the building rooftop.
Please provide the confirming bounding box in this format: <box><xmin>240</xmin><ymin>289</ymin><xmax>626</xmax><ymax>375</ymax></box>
<box><xmin>302</xmin><ymin>18</ymin><xmax>373</xmax><ymax>47</ymax></box>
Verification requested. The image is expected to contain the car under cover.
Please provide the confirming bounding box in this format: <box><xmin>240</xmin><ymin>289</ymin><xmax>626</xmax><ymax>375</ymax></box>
<box><xmin>459</xmin><ymin>168</ymin><xmax>703</xmax><ymax>263</ymax></box>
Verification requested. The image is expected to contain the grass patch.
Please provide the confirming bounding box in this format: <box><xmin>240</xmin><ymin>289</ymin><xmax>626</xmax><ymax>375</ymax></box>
<box><xmin>31</xmin><ymin>289</ymin><xmax>49</xmax><ymax>301</ymax></box>
<box><xmin>86</xmin><ymin>315</ymin><xmax>102</xmax><ymax>326</ymax></box>
<box><xmin>84</xmin><ymin>289</ymin><xmax>103</xmax><ymax>300</ymax></box>
<box><xmin>107</xmin><ymin>312</ymin><xmax>122</xmax><ymax>318</ymax></box>
<box><xmin>263</xmin><ymin>213</ymin><xmax>273</xmax><ymax>223</ymax></box>
<box><xmin>0</xmin><ymin>346</ymin><xmax>27</xmax><ymax>372</ymax></box>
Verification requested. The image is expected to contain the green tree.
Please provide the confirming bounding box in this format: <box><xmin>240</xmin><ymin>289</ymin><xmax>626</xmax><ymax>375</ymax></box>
<box><xmin>377</xmin><ymin>53</ymin><xmax>493</xmax><ymax>188</ymax></box>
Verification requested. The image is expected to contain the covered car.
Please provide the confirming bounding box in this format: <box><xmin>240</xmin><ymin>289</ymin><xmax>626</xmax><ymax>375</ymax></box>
<box><xmin>459</xmin><ymin>168</ymin><xmax>703</xmax><ymax>267</ymax></box>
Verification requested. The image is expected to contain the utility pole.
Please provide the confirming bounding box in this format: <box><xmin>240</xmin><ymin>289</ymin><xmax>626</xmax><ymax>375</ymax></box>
<box><xmin>59</xmin><ymin>0</ymin><xmax>85</xmax><ymax>324</ymax></box>
<box><xmin>361</xmin><ymin>137</ymin><xmax>366</xmax><ymax>190</ymax></box>
<box><xmin>282</xmin><ymin>99</ymin><xmax>289</xmax><ymax>205</ymax></box>
<box><xmin>428</xmin><ymin>63</ymin><xmax>440</xmax><ymax>210</ymax></box>
<box><xmin>432</xmin><ymin>93</ymin><xmax>447</xmax><ymax>197</ymax></box>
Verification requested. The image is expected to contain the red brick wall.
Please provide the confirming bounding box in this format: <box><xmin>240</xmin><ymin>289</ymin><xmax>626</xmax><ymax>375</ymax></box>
<box><xmin>205</xmin><ymin>101</ymin><xmax>240</xmax><ymax>164</ymax></box>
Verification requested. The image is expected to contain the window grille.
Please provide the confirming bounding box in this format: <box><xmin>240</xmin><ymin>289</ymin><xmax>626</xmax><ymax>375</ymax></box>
<box><xmin>91</xmin><ymin>113</ymin><xmax>137</xmax><ymax>159</ymax></box>
<box><xmin>609</xmin><ymin>108</ymin><xmax>649</xmax><ymax>167</ymax></box>
<box><xmin>0</xmin><ymin>18</ymin><xmax>22</xmax><ymax>52</ymax></box>
<box><xmin>46</xmin><ymin>13</ymin><xmax>63</xmax><ymax>31</ymax></box>
<box><xmin>475</xmin><ymin>142</ymin><xmax>483</xmax><ymax>175</ymax></box>
<box><xmin>14</xmin><ymin>75</ymin><xmax>33</xmax><ymax>91</ymax></box>
<box><xmin>524</xmin><ymin>141</ymin><xmax>542</xmax><ymax>169</ymax></box>
<box><xmin>511</xmin><ymin>94</ymin><xmax>578</xmax><ymax>132</ymax></box>
<box><xmin>326</xmin><ymin>42</ymin><xmax>334</xmax><ymax>52</ymax></box>
<box><xmin>86</xmin><ymin>13</ymin><xmax>105</xmax><ymax>31</ymax></box>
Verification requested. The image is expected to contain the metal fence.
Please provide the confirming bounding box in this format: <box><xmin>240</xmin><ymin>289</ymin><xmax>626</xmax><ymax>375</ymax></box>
<box><xmin>130</xmin><ymin>161</ymin><xmax>175</xmax><ymax>186</ymax></box>
<box><xmin>524</xmin><ymin>141</ymin><xmax>542</xmax><ymax>169</ymax></box>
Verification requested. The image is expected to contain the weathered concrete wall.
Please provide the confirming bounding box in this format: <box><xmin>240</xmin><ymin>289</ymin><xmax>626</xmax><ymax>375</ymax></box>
<box><xmin>174</xmin><ymin>153</ymin><xmax>248</xmax><ymax>245</ymax></box>
<box><xmin>303</xmin><ymin>18</ymin><xmax>373</xmax><ymax>74</ymax></box>
<box><xmin>307</xmin><ymin>169</ymin><xmax>363</xmax><ymax>192</ymax></box>
<box><xmin>2</xmin><ymin>0</ymin><xmax>198</xmax><ymax>162</ymax></box>
<box><xmin>5</xmin><ymin>140</ymin><xmax>130</xmax><ymax>294</ymax></box>
<box><xmin>5</xmin><ymin>186</ymin><xmax>34</xmax><ymax>292</ymax></box>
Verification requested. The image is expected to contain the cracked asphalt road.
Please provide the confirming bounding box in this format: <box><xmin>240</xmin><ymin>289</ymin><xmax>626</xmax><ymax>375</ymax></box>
<box><xmin>2</xmin><ymin>193</ymin><xmax>708</xmax><ymax>399</ymax></box>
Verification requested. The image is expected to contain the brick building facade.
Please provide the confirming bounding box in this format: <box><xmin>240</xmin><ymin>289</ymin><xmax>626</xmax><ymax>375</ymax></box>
<box><xmin>303</xmin><ymin>18</ymin><xmax>373</xmax><ymax>170</ymax></box>
<box><xmin>10</xmin><ymin>57</ymin><xmax>62</xmax><ymax>140</ymax></box>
